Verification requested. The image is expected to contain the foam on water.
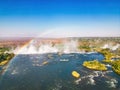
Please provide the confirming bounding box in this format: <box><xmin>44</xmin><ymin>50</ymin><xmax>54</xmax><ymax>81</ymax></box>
<box><xmin>14</xmin><ymin>39</ymin><xmax>80</xmax><ymax>54</ymax></box>
<box><xmin>75</xmin><ymin>70</ymin><xmax>114</xmax><ymax>85</ymax></box>
<box><xmin>101</xmin><ymin>44</ymin><xmax>120</xmax><ymax>51</ymax></box>
<box><xmin>11</xmin><ymin>69</ymin><xmax>18</xmax><ymax>75</ymax></box>
<box><xmin>87</xmin><ymin>76</ymin><xmax>96</xmax><ymax>85</ymax></box>
<box><xmin>106</xmin><ymin>79</ymin><xmax>118</xmax><ymax>88</ymax></box>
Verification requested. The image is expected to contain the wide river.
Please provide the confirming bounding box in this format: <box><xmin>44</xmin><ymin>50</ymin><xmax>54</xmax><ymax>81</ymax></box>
<box><xmin>0</xmin><ymin>53</ymin><xmax>120</xmax><ymax>90</ymax></box>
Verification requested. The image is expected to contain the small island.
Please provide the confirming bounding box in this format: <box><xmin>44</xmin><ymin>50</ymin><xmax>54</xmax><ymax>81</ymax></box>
<box><xmin>83</xmin><ymin>60</ymin><xmax>107</xmax><ymax>71</ymax></box>
<box><xmin>72</xmin><ymin>71</ymin><xmax>80</xmax><ymax>78</ymax></box>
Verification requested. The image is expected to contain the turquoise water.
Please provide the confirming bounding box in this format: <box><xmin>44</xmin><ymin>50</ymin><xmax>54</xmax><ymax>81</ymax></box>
<box><xmin>0</xmin><ymin>53</ymin><xmax>120</xmax><ymax>90</ymax></box>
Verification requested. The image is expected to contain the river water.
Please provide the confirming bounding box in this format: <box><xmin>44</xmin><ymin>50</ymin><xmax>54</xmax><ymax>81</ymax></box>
<box><xmin>0</xmin><ymin>53</ymin><xmax>120</xmax><ymax>90</ymax></box>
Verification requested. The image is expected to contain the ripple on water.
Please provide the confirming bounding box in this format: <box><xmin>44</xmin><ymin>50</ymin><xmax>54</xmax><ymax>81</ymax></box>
<box><xmin>0</xmin><ymin>53</ymin><xmax>119</xmax><ymax>90</ymax></box>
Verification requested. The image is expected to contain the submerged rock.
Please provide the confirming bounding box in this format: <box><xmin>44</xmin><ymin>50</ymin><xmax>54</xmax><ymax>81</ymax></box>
<box><xmin>42</xmin><ymin>61</ymin><xmax>48</xmax><ymax>65</ymax></box>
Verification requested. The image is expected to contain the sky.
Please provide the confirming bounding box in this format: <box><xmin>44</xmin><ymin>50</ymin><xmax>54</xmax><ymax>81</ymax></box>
<box><xmin>0</xmin><ymin>0</ymin><xmax>120</xmax><ymax>37</ymax></box>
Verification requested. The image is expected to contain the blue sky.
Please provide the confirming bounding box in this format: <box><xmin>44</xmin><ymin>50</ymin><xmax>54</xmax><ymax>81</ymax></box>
<box><xmin>0</xmin><ymin>0</ymin><xmax>120</xmax><ymax>37</ymax></box>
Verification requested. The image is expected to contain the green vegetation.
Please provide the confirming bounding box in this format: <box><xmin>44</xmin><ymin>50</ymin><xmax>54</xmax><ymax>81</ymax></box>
<box><xmin>111</xmin><ymin>60</ymin><xmax>120</xmax><ymax>75</ymax></box>
<box><xmin>98</xmin><ymin>49</ymin><xmax>120</xmax><ymax>75</ymax></box>
<box><xmin>83</xmin><ymin>60</ymin><xmax>107</xmax><ymax>71</ymax></box>
<box><xmin>102</xmin><ymin>59</ymin><xmax>113</xmax><ymax>64</ymax></box>
<box><xmin>97</xmin><ymin>48</ymin><xmax>114</xmax><ymax>60</ymax></box>
<box><xmin>0</xmin><ymin>47</ymin><xmax>14</xmax><ymax>66</ymax></box>
<box><xmin>0</xmin><ymin>37</ymin><xmax>120</xmax><ymax>75</ymax></box>
<box><xmin>0</xmin><ymin>53</ymin><xmax>14</xmax><ymax>66</ymax></box>
<box><xmin>103</xmin><ymin>59</ymin><xmax>120</xmax><ymax>75</ymax></box>
<box><xmin>78</xmin><ymin>46</ymin><xmax>91</xmax><ymax>52</ymax></box>
<box><xmin>79</xmin><ymin>44</ymin><xmax>120</xmax><ymax>75</ymax></box>
<box><xmin>0</xmin><ymin>47</ymin><xmax>10</xmax><ymax>53</ymax></box>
